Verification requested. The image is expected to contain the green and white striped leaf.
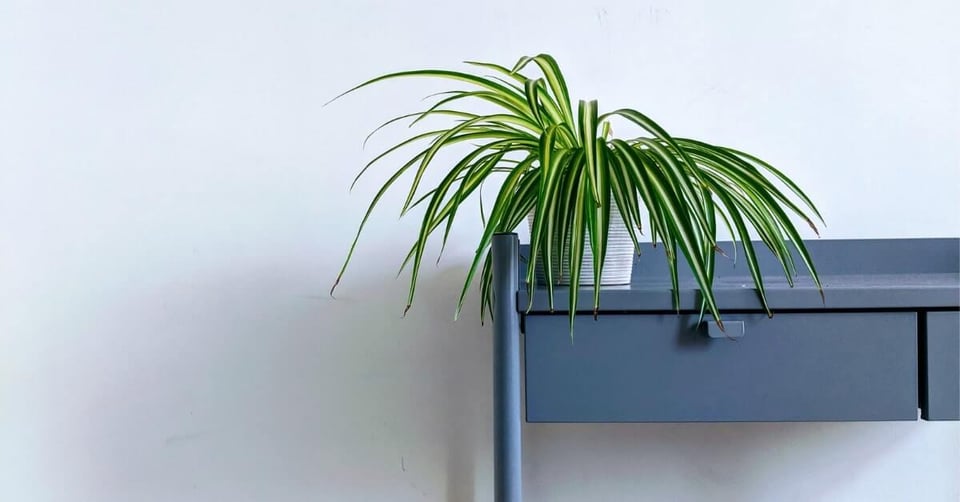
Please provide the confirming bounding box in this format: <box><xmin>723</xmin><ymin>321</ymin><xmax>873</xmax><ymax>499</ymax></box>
<box><xmin>328</xmin><ymin>55</ymin><xmax>824</xmax><ymax>334</ymax></box>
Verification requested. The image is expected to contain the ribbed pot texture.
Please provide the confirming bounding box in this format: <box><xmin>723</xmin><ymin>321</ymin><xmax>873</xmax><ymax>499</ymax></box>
<box><xmin>527</xmin><ymin>203</ymin><xmax>636</xmax><ymax>286</ymax></box>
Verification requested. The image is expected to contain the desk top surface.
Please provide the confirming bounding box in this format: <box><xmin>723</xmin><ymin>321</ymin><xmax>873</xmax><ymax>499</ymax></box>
<box><xmin>518</xmin><ymin>238</ymin><xmax>960</xmax><ymax>313</ymax></box>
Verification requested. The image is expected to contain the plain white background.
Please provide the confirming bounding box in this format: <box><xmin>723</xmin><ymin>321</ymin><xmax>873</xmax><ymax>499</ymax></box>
<box><xmin>2</xmin><ymin>0</ymin><xmax>958</xmax><ymax>500</ymax></box>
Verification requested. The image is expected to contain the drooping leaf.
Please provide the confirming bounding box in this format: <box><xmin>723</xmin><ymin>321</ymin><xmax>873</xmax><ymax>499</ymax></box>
<box><xmin>330</xmin><ymin>55</ymin><xmax>823</xmax><ymax>331</ymax></box>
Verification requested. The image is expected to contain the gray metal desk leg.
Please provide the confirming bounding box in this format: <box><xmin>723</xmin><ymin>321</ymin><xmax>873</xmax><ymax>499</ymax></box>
<box><xmin>492</xmin><ymin>233</ymin><xmax>522</xmax><ymax>502</ymax></box>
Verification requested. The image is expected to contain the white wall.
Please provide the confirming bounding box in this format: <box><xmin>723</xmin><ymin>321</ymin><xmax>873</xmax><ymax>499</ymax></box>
<box><xmin>1</xmin><ymin>1</ymin><xmax>958</xmax><ymax>500</ymax></box>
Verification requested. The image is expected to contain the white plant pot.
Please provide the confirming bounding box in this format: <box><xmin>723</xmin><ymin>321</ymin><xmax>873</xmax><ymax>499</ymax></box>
<box><xmin>527</xmin><ymin>203</ymin><xmax>635</xmax><ymax>286</ymax></box>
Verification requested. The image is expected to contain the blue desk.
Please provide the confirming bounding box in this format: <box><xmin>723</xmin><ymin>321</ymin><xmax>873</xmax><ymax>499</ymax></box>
<box><xmin>490</xmin><ymin>236</ymin><xmax>959</xmax><ymax>501</ymax></box>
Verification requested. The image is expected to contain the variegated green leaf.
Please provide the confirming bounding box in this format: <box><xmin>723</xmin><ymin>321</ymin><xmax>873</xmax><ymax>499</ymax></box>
<box><xmin>330</xmin><ymin>55</ymin><xmax>823</xmax><ymax>332</ymax></box>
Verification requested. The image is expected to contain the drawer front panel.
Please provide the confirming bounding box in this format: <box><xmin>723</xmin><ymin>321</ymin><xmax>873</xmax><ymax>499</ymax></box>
<box><xmin>923</xmin><ymin>312</ymin><xmax>960</xmax><ymax>420</ymax></box>
<box><xmin>524</xmin><ymin>312</ymin><xmax>917</xmax><ymax>422</ymax></box>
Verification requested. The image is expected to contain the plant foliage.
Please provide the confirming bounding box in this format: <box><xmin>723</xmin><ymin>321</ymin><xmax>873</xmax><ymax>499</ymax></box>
<box><xmin>328</xmin><ymin>54</ymin><xmax>823</xmax><ymax>332</ymax></box>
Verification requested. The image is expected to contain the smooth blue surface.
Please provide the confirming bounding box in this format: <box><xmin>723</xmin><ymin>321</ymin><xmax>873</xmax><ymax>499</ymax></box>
<box><xmin>492</xmin><ymin>234</ymin><xmax>522</xmax><ymax>502</ymax></box>
<box><xmin>525</xmin><ymin>312</ymin><xmax>919</xmax><ymax>422</ymax></box>
<box><xmin>512</xmin><ymin>238</ymin><xmax>958</xmax><ymax>423</ymax></box>
<box><xmin>923</xmin><ymin>312</ymin><xmax>960</xmax><ymax>420</ymax></box>
<box><xmin>518</xmin><ymin>238</ymin><xmax>960</xmax><ymax>312</ymax></box>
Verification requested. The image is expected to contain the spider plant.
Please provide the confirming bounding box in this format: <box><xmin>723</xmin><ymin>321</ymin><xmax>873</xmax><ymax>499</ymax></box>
<box><xmin>328</xmin><ymin>54</ymin><xmax>823</xmax><ymax>332</ymax></box>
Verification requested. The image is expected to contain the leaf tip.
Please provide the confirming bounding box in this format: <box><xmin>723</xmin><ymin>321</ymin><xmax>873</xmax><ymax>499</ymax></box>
<box><xmin>402</xmin><ymin>304</ymin><xmax>412</xmax><ymax>317</ymax></box>
<box><xmin>329</xmin><ymin>277</ymin><xmax>341</xmax><ymax>298</ymax></box>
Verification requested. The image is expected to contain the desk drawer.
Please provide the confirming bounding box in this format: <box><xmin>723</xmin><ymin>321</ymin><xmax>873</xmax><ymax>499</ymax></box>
<box><xmin>524</xmin><ymin>312</ymin><xmax>918</xmax><ymax>422</ymax></box>
<box><xmin>922</xmin><ymin>312</ymin><xmax>960</xmax><ymax>420</ymax></box>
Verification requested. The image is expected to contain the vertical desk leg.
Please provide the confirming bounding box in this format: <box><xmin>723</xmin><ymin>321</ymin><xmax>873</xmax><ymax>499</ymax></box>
<box><xmin>492</xmin><ymin>233</ymin><xmax>522</xmax><ymax>502</ymax></box>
